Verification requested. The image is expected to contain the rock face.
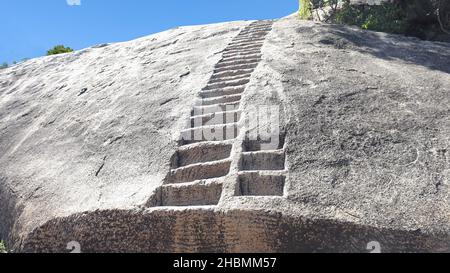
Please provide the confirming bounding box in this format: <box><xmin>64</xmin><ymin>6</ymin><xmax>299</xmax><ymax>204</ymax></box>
<box><xmin>0</xmin><ymin>14</ymin><xmax>449</xmax><ymax>253</ymax></box>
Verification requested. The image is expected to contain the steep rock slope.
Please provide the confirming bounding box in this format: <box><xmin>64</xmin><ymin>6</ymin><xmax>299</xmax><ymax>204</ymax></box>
<box><xmin>0</xmin><ymin>14</ymin><xmax>449</xmax><ymax>252</ymax></box>
<box><xmin>0</xmin><ymin>21</ymin><xmax>248</xmax><ymax>250</ymax></box>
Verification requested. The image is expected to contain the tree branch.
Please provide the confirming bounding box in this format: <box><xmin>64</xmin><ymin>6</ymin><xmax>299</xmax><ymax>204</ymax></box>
<box><xmin>438</xmin><ymin>0</ymin><xmax>450</xmax><ymax>35</ymax></box>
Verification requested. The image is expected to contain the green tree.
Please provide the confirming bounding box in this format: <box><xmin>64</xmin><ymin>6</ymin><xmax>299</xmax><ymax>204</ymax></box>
<box><xmin>299</xmin><ymin>0</ymin><xmax>312</xmax><ymax>19</ymax></box>
<box><xmin>0</xmin><ymin>62</ymin><xmax>8</xmax><ymax>69</ymax></box>
<box><xmin>46</xmin><ymin>45</ymin><xmax>74</xmax><ymax>56</ymax></box>
<box><xmin>0</xmin><ymin>240</ymin><xmax>7</xmax><ymax>253</ymax></box>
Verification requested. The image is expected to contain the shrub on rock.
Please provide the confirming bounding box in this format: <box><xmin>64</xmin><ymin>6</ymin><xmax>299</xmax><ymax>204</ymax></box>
<box><xmin>47</xmin><ymin>45</ymin><xmax>74</xmax><ymax>56</ymax></box>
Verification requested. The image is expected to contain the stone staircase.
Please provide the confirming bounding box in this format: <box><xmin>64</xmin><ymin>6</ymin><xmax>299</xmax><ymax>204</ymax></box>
<box><xmin>237</xmin><ymin>134</ymin><xmax>287</xmax><ymax>197</ymax></box>
<box><xmin>148</xmin><ymin>20</ymin><xmax>287</xmax><ymax>208</ymax></box>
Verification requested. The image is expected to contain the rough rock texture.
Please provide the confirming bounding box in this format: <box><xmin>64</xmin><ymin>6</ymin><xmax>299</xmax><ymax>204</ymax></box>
<box><xmin>0</xmin><ymin>21</ymin><xmax>248</xmax><ymax>250</ymax></box>
<box><xmin>0</xmin><ymin>14</ymin><xmax>449</xmax><ymax>253</ymax></box>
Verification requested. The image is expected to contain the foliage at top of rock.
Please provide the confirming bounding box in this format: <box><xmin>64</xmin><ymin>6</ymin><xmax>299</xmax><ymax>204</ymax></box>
<box><xmin>299</xmin><ymin>0</ymin><xmax>313</xmax><ymax>19</ymax></box>
<box><xmin>46</xmin><ymin>45</ymin><xmax>74</xmax><ymax>56</ymax></box>
<box><xmin>335</xmin><ymin>1</ymin><xmax>407</xmax><ymax>34</ymax></box>
<box><xmin>0</xmin><ymin>241</ymin><xmax>7</xmax><ymax>253</ymax></box>
<box><xmin>307</xmin><ymin>0</ymin><xmax>450</xmax><ymax>42</ymax></box>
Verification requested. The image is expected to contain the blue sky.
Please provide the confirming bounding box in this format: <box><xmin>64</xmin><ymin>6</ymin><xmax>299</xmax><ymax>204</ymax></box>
<box><xmin>1</xmin><ymin>0</ymin><xmax>298</xmax><ymax>64</ymax></box>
